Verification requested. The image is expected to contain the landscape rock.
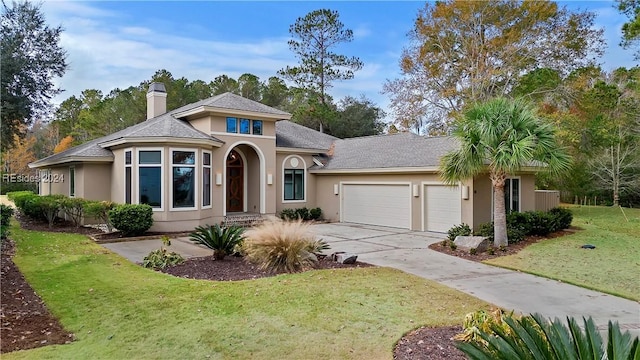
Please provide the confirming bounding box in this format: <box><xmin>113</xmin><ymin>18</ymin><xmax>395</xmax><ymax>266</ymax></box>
<box><xmin>336</xmin><ymin>253</ymin><xmax>358</xmax><ymax>264</ymax></box>
<box><xmin>453</xmin><ymin>236</ymin><xmax>490</xmax><ymax>252</ymax></box>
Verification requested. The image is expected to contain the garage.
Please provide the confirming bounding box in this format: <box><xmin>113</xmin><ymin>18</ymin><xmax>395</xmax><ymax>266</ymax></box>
<box><xmin>341</xmin><ymin>183</ymin><xmax>411</xmax><ymax>229</ymax></box>
<box><xmin>424</xmin><ymin>185</ymin><xmax>461</xmax><ymax>233</ymax></box>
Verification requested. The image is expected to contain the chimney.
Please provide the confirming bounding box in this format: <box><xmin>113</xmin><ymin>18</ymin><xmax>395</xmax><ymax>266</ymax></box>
<box><xmin>146</xmin><ymin>82</ymin><xmax>167</xmax><ymax>119</ymax></box>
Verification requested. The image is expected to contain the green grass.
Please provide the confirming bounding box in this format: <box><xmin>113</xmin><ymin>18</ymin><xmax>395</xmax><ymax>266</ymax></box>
<box><xmin>485</xmin><ymin>205</ymin><xmax>640</xmax><ymax>300</ymax></box>
<box><xmin>5</xmin><ymin>224</ymin><xmax>489</xmax><ymax>359</ymax></box>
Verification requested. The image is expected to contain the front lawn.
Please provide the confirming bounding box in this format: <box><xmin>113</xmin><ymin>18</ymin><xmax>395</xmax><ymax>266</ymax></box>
<box><xmin>485</xmin><ymin>205</ymin><xmax>640</xmax><ymax>300</ymax></box>
<box><xmin>5</xmin><ymin>224</ymin><xmax>489</xmax><ymax>359</ymax></box>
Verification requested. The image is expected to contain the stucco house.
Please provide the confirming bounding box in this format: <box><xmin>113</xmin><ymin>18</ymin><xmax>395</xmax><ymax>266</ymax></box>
<box><xmin>29</xmin><ymin>83</ymin><xmax>540</xmax><ymax>233</ymax></box>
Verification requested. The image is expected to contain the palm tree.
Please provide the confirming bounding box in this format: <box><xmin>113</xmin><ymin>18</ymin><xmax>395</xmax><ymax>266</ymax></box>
<box><xmin>440</xmin><ymin>98</ymin><xmax>571</xmax><ymax>247</ymax></box>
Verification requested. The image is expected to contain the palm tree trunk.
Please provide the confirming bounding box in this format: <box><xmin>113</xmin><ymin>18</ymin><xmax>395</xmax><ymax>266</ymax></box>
<box><xmin>492</xmin><ymin>173</ymin><xmax>508</xmax><ymax>247</ymax></box>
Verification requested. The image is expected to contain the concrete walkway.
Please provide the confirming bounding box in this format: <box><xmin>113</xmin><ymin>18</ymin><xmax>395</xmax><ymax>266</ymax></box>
<box><xmin>312</xmin><ymin>223</ymin><xmax>640</xmax><ymax>336</ymax></box>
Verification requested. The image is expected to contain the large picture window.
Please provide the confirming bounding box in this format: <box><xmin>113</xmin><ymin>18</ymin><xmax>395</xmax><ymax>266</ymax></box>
<box><xmin>284</xmin><ymin>169</ymin><xmax>304</xmax><ymax>201</ymax></box>
<box><xmin>172</xmin><ymin>150</ymin><xmax>196</xmax><ymax>208</ymax></box>
<box><xmin>203</xmin><ymin>151</ymin><xmax>211</xmax><ymax>208</ymax></box>
<box><xmin>139</xmin><ymin>150</ymin><xmax>162</xmax><ymax>208</ymax></box>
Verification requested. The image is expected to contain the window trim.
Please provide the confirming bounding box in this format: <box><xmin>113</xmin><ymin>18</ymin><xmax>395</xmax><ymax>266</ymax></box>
<box><xmin>491</xmin><ymin>176</ymin><xmax>521</xmax><ymax>217</ymax></box>
<box><xmin>282</xmin><ymin>155</ymin><xmax>306</xmax><ymax>203</ymax></box>
<box><xmin>169</xmin><ymin>147</ymin><xmax>198</xmax><ymax>211</ymax></box>
<box><xmin>69</xmin><ymin>166</ymin><xmax>75</xmax><ymax>197</ymax></box>
<box><xmin>202</xmin><ymin>150</ymin><xmax>212</xmax><ymax>209</ymax></box>
<box><xmin>124</xmin><ymin>148</ymin><xmax>133</xmax><ymax>204</ymax></box>
<box><xmin>136</xmin><ymin>148</ymin><xmax>164</xmax><ymax>211</ymax></box>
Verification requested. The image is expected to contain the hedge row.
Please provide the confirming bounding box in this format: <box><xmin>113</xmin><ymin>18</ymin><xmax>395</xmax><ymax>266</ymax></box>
<box><xmin>7</xmin><ymin>191</ymin><xmax>153</xmax><ymax>236</ymax></box>
<box><xmin>448</xmin><ymin>207</ymin><xmax>573</xmax><ymax>244</ymax></box>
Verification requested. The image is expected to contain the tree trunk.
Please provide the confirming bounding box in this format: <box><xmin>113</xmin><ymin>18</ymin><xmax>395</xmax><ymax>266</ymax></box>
<box><xmin>491</xmin><ymin>172</ymin><xmax>508</xmax><ymax>247</ymax></box>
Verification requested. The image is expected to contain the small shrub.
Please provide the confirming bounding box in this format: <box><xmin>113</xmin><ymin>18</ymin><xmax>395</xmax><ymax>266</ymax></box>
<box><xmin>447</xmin><ymin>223</ymin><xmax>472</xmax><ymax>241</ymax></box>
<box><xmin>60</xmin><ymin>197</ymin><xmax>87</xmax><ymax>227</ymax></box>
<box><xmin>469</xmin><ymin>248</ymin><xmax>477</xmax><ymax>255</ymax></box>
<box><xmin>295</xmin><ymin>207</ymin><xmax>310</xmax><ymax>221</ymax></box>
<box><xmin>279</xmin><ymin>208</ymin><xmax>298</xmax><ymax>220</ymax></box>
<box><xmin>109</xmin><ymin>204</ymin><xmax>153</xmax><ymax>236</ymax></box>
<box><xmin>526</xmin><ymin>211</ymin><xmax>555</xmax><ymax>236</ymax></box>
<box><xmin>506</xmin><ymin>211</ymin><xmax>532</xmax><ymax>236</ymax></box>
<box><xmin>0</xmin><ymin>204</ymin><xmax>14</xmax><ymax>239</ymax></box>
<box><xmin>449</xmin><ymin>241</ymin><xmax>457</xmax><ymax>251</ymax></box>
<box><xmin>142</xmin><ymin>237</ymin><xmax>184</xmax><ymax>269</ymax></box>
<box><xmin>454</xmin><ymin>309</ymin><xmax>515</xmax><ymax>345</ymax></box>
<box><xmin>189</xmin><ymin>224</ymin><xmax>245</xmax><ymax>260</ymax></box>
<box><xmin>84</xmin><ymin>201</ymin><xmax>116</xmax><ymax>232</ymax></box>
<box><xmin>487</xmin><ymin>247</ymin><xmax>495</xmax><ymax>255</ymax></box>
<box><xmin>7</xmin><ymin>190</ymin><xmax>35</xmax><ymax>207</ymax></box>
<box><xmin>548</xmin><ymin>207</ymin><xmax>573</xmax><ymax>231</ymax></box>
<box><xmin>309</xmin><ymin>207</ymin><xmax>322</xmax><ymax>221</ymax></box>
<box><xmin>243</xmin><ymin>220</ymin><xmax>319</xmax><ymax>273</ymax></box>
<box><xmin>507</xmin><ymin>227</ymin><xmax>526</xmax><ymax>243</ymax></box>
<box><xmin>32</xmin><ymin>195</ymin><xmax>65</xmax><ymax>228</ymax></box>
<box><xmin>473</xmin><ymin>222</ymin><xmax>494</xmax><ymax>240</ymax></box>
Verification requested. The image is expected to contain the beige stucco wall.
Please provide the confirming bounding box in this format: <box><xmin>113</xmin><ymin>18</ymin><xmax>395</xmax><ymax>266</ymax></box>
<box><xmin>77</xmin><ymin>163</ymin><xmax>111</xmax><ymax>200</ymax></box>
<box><xmin>275</xmin><ymin>153</ymin><xmax>317</xmax><ymax>215</ymax></box>
<box><xmin>312</xmin><ymin>172</ymin><xmax>474</xmax><ymax>231</ymax></box>
<box><xmin>472</xmin><ymin>173</ymin><xmax>537</xmax><ymax>229</ymax></box>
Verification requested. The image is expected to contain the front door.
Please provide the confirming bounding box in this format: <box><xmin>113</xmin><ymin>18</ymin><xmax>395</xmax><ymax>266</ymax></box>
<box><xmin>226</xmin><ymin>150</ymin><xmax>244</xmax><ymax>212</ymax></box>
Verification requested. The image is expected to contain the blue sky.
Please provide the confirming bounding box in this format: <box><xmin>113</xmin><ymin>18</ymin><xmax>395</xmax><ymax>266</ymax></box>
<box><xmin>42</xmin><ymin>1</ymin><xmax>637</xmax><ymax>116</ymax></box>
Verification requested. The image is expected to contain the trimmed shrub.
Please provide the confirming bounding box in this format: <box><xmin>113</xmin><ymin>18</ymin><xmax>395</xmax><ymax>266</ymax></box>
<box><xmin>38</xmin><ymin>195</ymin><xmax>65</xmax><ymax>228</ymax></box>
<box><xmin>474</xmin><ymin>222</ymin><xmax>494</xmax><ymax>239</ymax></box>
<box><xmin>279</xmin><ymin>208</ymin><xmax>298</xmax><ymax>220</ymax></box>
<box><xmin>60</xmin><ymin>197</ymin><xmax>87</xmax><ymax>227</ymax></box>
<box><xmin>526</xmin><ymin>211</ymin><xmax>556</xmax><ymax>236</ymax></box>
<box><xmin>109</xmin><ymin>204</ymin><xmax>153</xmax><ymax>236</ymax></box>
<box><xmin>506</xmin><ymin>211</ymin><xmax>532</xmax><ymax>236</ymax></box>
<box><xmin>84</xmin><ymin>201</ymin><xmax>116</xmax><ymax>232</ymax></box>
<box><xmin>1</xmin><ymin>204</ymin><xmax>14</xmax><ymax>239</ymax></box>
<box><xmin>189</xmin><ymin>224</ymin><xmax>245</xmax><ymax>260</ymax></box>
<box><xmin>309</xmin><ymin>207</ymin><xmax>322</xmax><ymax>221</ymax></box>
<box><xmin>7</xmin><ymin>191</ymin><xmax>37</xmax><ymax>211</ymax></box>
<box><xmin>1</xmin><ymin>181</ymin><xmax>37</xmax><ymax>195</ymax></box>
<box><xmin>447</xmin><ymin>223</ymin><xmax>472</xmax><ymax>241</ymax></box>
<box><xmin>473</xmin><ymin>221</ymin><xmax>525</xmax><ymax>244</ymax></box>
<box><xmin>548</xmin><ymin>207</ymin><xmax>573</xmax><ymax>231</ymax></box>
<box><xmin>243</xmin><ymin>220</ymin><xmax>323</xmax><ymax>273</ymax></box>
<box><xmin>279</xmin><ymin>207</ymin><xmax>323</xmax><ymax>221</ymax></box>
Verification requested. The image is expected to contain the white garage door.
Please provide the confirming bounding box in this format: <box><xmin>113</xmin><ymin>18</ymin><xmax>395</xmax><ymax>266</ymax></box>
<box><xmin>424</xmin><ymin>185</ymin><xmax>461</xmax><ymax>233</ymax></box>
<box><xmin>342</xmin><ymin>184</ymin><xmax>411</xmax><ymax>229</ymax></box>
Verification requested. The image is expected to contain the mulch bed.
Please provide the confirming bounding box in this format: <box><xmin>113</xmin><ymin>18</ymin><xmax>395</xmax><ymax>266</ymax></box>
<box><xmin>428</xmin><ymin>229</ymin><xmax>576</xmax><ymax>261</ymax></box>
<box><xmin>7</xmin><ymin>213</ymin><xmax>577</xmax><ymax>358</ymax></box>
<box><xmin>1</xmin><ymin>239</ymin><xmax>75</xmax><ymax>354</ymax></box>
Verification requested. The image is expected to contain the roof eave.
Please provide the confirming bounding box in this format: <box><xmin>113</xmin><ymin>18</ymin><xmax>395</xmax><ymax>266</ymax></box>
<box><xmin>29</xmin><ymin>156</ymin><xmax>114</xmax><ymax>169</ymax></box>
<box><xmin>276</xmin><ymin>146</ymin><xmax>329</xmax><ymax>154</ymax></box>
<box><xmin>174</xmin><ymin>106</ymin><xmax>291</xmax><ymax>121</ymax></box>
<box><xmin>310</xmin><ymin>166</ymin><xmax>441</xmax><ymax>174</ymax></box>
<box><xmin>99</xmin><ymin>137</ymin><xmax>223</xmax><ymax>148</ymax></box>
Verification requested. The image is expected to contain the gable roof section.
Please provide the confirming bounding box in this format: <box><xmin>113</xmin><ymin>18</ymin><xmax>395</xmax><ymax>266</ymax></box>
<box><xmin>173</xmin><ymin>92</ymin><xmax>291</xmax><ymax>118</ymax></box>
<box><xmin>30</xmin><ymin>114</ymin><xmax>221</xmax><ymax>168</ymax></box>
<box><xmin>275</xmin><ymin>120</ymin><xmax>338</xmax><ymax>151</ymax></box>
<box><xmin>315</xmin><ymin>133</ymin><xmax>458</xmax><ymax>170</ymax></box>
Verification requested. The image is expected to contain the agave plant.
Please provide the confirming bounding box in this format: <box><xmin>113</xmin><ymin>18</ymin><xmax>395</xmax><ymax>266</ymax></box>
<box><xmin>456</xmin><ymin>312</ymin><xmax>639</xmax><ymax>360</ymax></box>
<box><xmin>189</xmin><ymin>224</ymin><xmax>244</xmax><ymax>260</ymax></box>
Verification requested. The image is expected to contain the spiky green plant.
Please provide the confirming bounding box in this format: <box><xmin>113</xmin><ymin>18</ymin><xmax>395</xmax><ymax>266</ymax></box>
<box><xmin>456</xmin><ymin>312</ymin><xmax>639</xmax><ymax>360</ymax></box>
<box><xmin>242</xmin><ymin>220</ymin><xmax>326</xmax><ymax>273</ymax></box>
<box><xmin>189</xmin><ymin>224</ymin><xmax>245</xmax><ymax>260</ymax></box>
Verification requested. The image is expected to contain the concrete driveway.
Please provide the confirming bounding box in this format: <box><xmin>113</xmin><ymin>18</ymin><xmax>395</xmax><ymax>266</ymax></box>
<box><xmin>313</xmin><ymin>223</ymin><xmax>640</xmax><ymax>336</ymax></box>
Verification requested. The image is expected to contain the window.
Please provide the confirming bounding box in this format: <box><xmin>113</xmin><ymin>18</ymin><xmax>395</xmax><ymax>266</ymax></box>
<box><xmin>125</xmin><ymin>150</ymin><xmax>132</xmax><ymax>204</ymax></box>
<box><xmin>69</xmin><ymin>167</ymin><xmax>75</xmax><ymax>197</ymax></box>
<box><xmin>172</xmin><ymin>150</ymin><xmax>196</xmax><ymax>208</ymax></box>
<box><xmin>138</xmin><ymin>150</ymin><xmax>162</xmax><ymax>208</ymax></box>
<box><xmin>203</xmin><ymin>151</ymin><xmax>211</xmax><ymax>208</ymax></box>
<box><xmin>252</xmin><ymin>120</ymin><xmax>263</xmax><ymax>135</ymax></box>
<box><xmin>504</xmin><ymin>178</ymin><xmax>520</xmax><ymax>214</ymax></box>
<box><xmin>226</xmin><ymin>117</ymin><xmax>237</xmax><ymax>133</ymax></box>
<box><xmin>284</xmin><ymin>169</ymin><xmax>304</xmax><ymax>201</ymax></box>
<box><xmin>239</xmin><ymin>118</ymin><xmax>250</xmax><ymax>134</ymax></box>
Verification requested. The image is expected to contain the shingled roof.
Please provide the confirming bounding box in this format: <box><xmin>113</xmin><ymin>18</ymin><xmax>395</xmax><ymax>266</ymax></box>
<box><xmin>275</xmin><ymin>120</ymin><xmax>337</xmax><ymax>150</ymax></box>
<box><xmin>315</xmin><ymin>133</ymin><xmax>458</xmax><ymax>170</ymax></box>
<box><xmin>30</xmin><ymin>110</ymin><xmax>222</xmax><ymax>168</ymax></box>
<box><xmin>173</xmin><ymin>92</ymin><xmax>291</xmax><ymax>117</ymax></box>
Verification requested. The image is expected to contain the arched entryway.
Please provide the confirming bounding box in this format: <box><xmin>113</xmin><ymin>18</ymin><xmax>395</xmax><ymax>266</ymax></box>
<box><xmin>226</xmin><ymin>150</ymin><xmax>244</xmax><ymax>212</ymax></box>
